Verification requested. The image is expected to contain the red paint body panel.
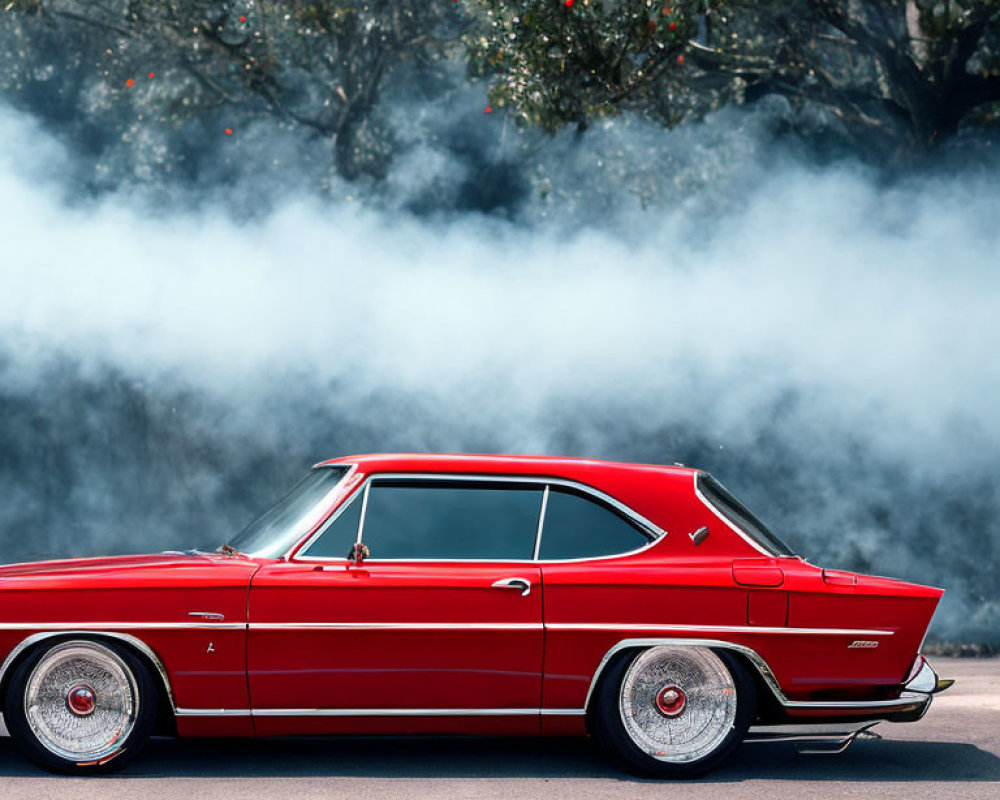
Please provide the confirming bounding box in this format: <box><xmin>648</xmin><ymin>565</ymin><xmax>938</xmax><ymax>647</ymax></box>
<box><xmin>254</xmin><ymin>716</ymin><xmax>535</xmax><ymax>738</ymax></box>
<box><xmin>248</xmin><ymin>561</ymin><xmax>543</xmax><ymax>734</ymax></box>
<box><xmin>733</xmin><ymin>559</ymin><xmax>785</xmax><ymax>587</ymax></box>
<box><xmin>177</xmin><ymin>715</ymin><xmax>254</xmax><ymax>738</ymax></box>
<box><xmin>0</xmin><ymin>453</ymin><xmax>945</xmax><ymax>740</ymax></box>
<box><xmin>0</xmin><ymin>553</ymin><xmax>256</xmax><ymax>734</ymax></box>
<box><xmin>747</xmin><ymin>590</ymin><xmax>788</xmax><ymax>626</ymax></box>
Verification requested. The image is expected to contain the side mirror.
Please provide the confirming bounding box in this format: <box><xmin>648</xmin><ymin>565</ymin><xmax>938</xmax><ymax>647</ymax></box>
<box><xmin>348</xmin><ymin>542</ymin><xmax>370</xmax><ymax>565</ymax></box>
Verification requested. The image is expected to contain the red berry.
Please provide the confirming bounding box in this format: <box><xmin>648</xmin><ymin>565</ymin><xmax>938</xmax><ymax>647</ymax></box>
<box><xmin>485</xmin><ymin>106</ymin><xmax>493</xmax><ymax>114</ymax></box>
<box><xmin>148</xmin><ymin>72</ymin><xmax>155</xmax><ymax>79</ymax></box>
<box><xmin>662</xmin><ymin>6</ymin><xmax>672</xmax><ymax>14</ymax></box>
<box><xmin>565</xmin><ymin>0</ymin><xmax>573</xmax><ymax>7</ymax></box>
<box><xmin>224</xmin><ymin>127</ymin><xmax>233</xmax><ymax>135</ymax></box>
<box><xmin>240</xmin><ymin>15</ymin><xmax>246</xmax><ymax>23</ymax></box>
<box><xmin>125</xmin><ymin>78</ymin><xmax>134</xmax><ymax>87</ymax></box>
<box><xmin>669</xmin><ymin>21</ymin><xmax>677</xmax><ymax>31</ymax></box>
<box><xmin>677</xmin><ymin>54</ymin><xmax>685</xmax><ymax>65</ymax></box>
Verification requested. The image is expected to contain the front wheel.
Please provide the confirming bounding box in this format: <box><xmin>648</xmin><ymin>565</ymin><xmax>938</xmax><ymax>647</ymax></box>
<box><xmin>4</xmin><ymin>638</ymin><xmax>157</xmax><ymax>774</ymax></box>
<box><xmin>592</xmin><ymin>645</ymin><xmax>756</xmax><ymax>778</ymax></box>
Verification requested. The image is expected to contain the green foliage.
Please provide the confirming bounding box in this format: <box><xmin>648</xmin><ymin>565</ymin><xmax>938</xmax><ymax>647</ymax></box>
<box><xmin>466</xmin><ymin>0</ymin><xmax>695</xmax><ymax>129</ymax></box>
<box><xmin>468</xmin><ymin>0</ymin><xmax>1000</xmax><ymax>150</ymax></box>
<box><xmin>1</xmin><ymin>1</ymin><xmax>459</xmax><ymax>178</ymax></box>
<box><xmin>2</xmin><ymin>0</ymin><xmax>999</xmax><ymax>178</ymax></box>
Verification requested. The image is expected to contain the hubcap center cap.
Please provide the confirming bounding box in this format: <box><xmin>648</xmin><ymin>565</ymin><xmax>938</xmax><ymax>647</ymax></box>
<box><xmin>655</xmin><ymin>685</ymin><xmax>686</xmax><ymax>717</ymax></box>
<box><xmin>66</xmin><ymin>683</ymin><xmax>97</xmax><ymax>717</ymax></box>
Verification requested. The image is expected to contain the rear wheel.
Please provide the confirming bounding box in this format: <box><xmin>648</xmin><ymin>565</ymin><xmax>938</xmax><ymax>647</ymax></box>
<box><xmin>592</xmin><ymin>645</ymin><xmax>756</xmax><ymax>778</ymax></box>
<box><xmin>4</xmin><ymin>638</ymin><xmax>157</xmax><ymax>774</ymax></box>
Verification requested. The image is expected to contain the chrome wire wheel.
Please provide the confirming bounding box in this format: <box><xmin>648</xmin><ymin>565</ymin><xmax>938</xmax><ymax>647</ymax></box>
<box><xmin>23</xmin><ymin>641</ymin><xmax>139</xmax><ymax>763</ymax></box>
<box><xmin>618</xmin><ymin>646</ymin><xmax>737</xmax><ymax>764</ymax></box>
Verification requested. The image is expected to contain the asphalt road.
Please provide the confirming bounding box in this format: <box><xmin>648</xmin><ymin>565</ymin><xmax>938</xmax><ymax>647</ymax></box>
<box><xmin>0</xmin><ymin>656</ymin><xmax>997</xmax><ymax>800</ymax></box>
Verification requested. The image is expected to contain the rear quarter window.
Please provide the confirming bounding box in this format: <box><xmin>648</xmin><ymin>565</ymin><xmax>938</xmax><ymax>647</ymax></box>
<box><xmin>697</xmin><ymin>474</ymin><xmax>796</xmax><ymax>556</ymax></box>
<box><xmin>538</xmin><ymin>487</ymin><xmax>651</xmax><ymax>560</ymax></box>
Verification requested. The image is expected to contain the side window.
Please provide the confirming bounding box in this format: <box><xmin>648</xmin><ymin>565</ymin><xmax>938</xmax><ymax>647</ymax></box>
<box><xmin>539</xmin><ymin>487</ymin><xmax>651</xmax><ymax>560</ymax></box>
<box><xmin>361</xmin><ymin>480</ymin><xmax>543</xmax><ymax>560</ymax></box>
<box><xmin>299</xmin><ymin>489</ymin><xmax>364</xmax><ymax>558</ymax></box>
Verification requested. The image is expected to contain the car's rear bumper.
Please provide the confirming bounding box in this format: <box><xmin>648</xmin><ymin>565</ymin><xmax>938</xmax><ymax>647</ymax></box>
<box><xmin>747</xmin><ymin>656</ymin><xmax>953</xmax><ymax>751</ymax></box>
<box><xmin>777</xmin><ymin>654</ymin><xmax>952</xmax><ymax>724</ymax></box>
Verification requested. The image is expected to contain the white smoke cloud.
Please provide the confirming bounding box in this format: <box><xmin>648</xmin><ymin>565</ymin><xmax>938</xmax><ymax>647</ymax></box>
<box><xmin>1</xmin><ymin>101</ymin><xmax>998</xmax><ymax>640</ymax></box>
<box><xmin>3</xmin><ymin>105</ymin><xmax>997</xmax><ymax>449</ymax></box>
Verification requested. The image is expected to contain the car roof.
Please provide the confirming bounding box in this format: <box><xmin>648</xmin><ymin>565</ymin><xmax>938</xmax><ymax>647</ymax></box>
<box><xmin>315</xmin><ymin>452</ymin><xmax>697</xmax><ymax>480</ymax></box>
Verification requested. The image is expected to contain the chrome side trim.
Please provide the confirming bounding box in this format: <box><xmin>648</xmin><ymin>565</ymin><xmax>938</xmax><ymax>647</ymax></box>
<box><xmin>176</xmin><ymin>708</ymin><xmax>253</xmax><ymax>717</ymax></box>
<box><xmin>0</xmin><ymin>631</ymin><xmax>177</xmax><ymax>713</ymax></box>
<box><xmin>783</xmin><ymin>692</ymin><xmax>930</xmax><ymax>711</ymax></box>
<box><xmin>247</xmin><ymin>621</ymin><xmax>887</xmax><ymax>635</ymax></box>
<box><xmin>0</xmin><ymin>621</ymin><xmax>889</xmax><ymax>635</ymax></box>
<box><xmin>0</xmin><ymin>622</ymin><xmax>244</xmax><ymax>631</ymax></box>
<box><xmin>250</xmin><ymin>707</ymin><xmax>580</xmax><ymax>718</ymax></box>
<box><xmin>176</xmin><ymin>707</ymin><xmax>585</xmax><ymax>718</ymax></box>
<box><xmin>290</xmin><ymin>472</ymin><xmax>666</xmax><ymax>563</ymax></box>
<box><xmin>548</xmin><ymin>623</ymin><xmax>894</xmax><ymax>637</ymax></box>
<box><xmin>581</xmin><ymin>638</ymin><xmax>914</xmax><ymax>713</ymax></box>
<box><xmin>249</xmin><ymin>622</ymin><xmax>544</xmax><ymax>631</ymax></box>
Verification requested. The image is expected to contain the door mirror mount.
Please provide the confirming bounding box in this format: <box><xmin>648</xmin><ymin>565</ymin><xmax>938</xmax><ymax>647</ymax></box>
<box><xmin>348</xmin><ymin>542</ymin><xmax>370</xmax><ymax>566</ymax></box>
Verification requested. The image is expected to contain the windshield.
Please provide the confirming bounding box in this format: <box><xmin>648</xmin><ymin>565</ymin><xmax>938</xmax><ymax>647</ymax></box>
<box><xmin>226</xmin><ymin>466</ymin><xmax>350</xmax><ymax>558</ymax></box>
<box><xmin>697</xmin><ymin>474</ymin><xmax>796</xmax><ymax>557</ymax></box>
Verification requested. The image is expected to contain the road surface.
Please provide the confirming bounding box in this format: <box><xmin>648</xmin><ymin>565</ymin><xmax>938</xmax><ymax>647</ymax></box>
<box><xmin>0</xmin><ymin>656</ymin><xmax>997</xmax><ymax>800</ymax></box>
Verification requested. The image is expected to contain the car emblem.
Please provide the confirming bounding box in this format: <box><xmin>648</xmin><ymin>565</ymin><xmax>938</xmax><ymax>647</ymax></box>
<box><xmin>848</xmin><ymin>640</ymin><xmax>879</xmax><ymax>649</ymax></box>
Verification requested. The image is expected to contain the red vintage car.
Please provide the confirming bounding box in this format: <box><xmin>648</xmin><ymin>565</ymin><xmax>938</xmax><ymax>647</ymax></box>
<box><xmin>0</xmin><ymin>453</ymin><xmax>951</xmax><ymax>776</ymax></box>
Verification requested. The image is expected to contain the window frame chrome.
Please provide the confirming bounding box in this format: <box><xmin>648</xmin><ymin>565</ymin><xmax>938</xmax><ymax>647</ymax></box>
<box><xmin>289</xmin><ymin>471</ymin><xmax>666</xmax><ymax>564</ymax></box>
<box><xmin>532</xmin><ymin>486</ymin><xmax>549</xmax><ymax>561</ymax></box>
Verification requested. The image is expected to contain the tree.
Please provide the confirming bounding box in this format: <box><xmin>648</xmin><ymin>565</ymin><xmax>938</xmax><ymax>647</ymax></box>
<box><xmin>812</xmin><ymin>1</ymin><xmax>1000</xmax><ymax>142</ymax></box>
<box><xmin>466</xmin><ymin>0</ymin><xmax>694</xmax><ymax>130</ymax></box>
<box><xmin>4</xmin><ymin>0</ymin><xmax>997</xmax><ymax>183</ymax></box>
<box><xmin>1</xmin><ymin>1</ymin><xmax>462</xmax><ymax>180</ymax></box>
<box><xmin>466</xmin><ymin>0</ymin><xmax>1000</xmax><ymax>154</ymax></box>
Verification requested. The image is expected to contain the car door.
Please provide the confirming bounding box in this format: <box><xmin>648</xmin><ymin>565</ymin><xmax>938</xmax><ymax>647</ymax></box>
<box><xmin>247</xmin><ymin>475</ymin><xmax>546</xmax><ymax>735</ymax></box>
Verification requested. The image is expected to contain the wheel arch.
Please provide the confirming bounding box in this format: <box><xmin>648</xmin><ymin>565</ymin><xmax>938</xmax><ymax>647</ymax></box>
<box><xmin>0</xmin><ymin>631</ymin><xmax>177</xmax><ymax>735</ymax></box>
<box><xmin>582</xmin><ymin>637</ymin><xmax>786</xmax><ymax>729</ymax></box>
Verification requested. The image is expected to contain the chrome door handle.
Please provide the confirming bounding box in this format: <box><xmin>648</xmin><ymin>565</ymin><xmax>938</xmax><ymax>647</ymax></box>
<box><xmin>491</xmin><ymin>577</ymin><xmax>531</xmax><ymax>597</ymax></box>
